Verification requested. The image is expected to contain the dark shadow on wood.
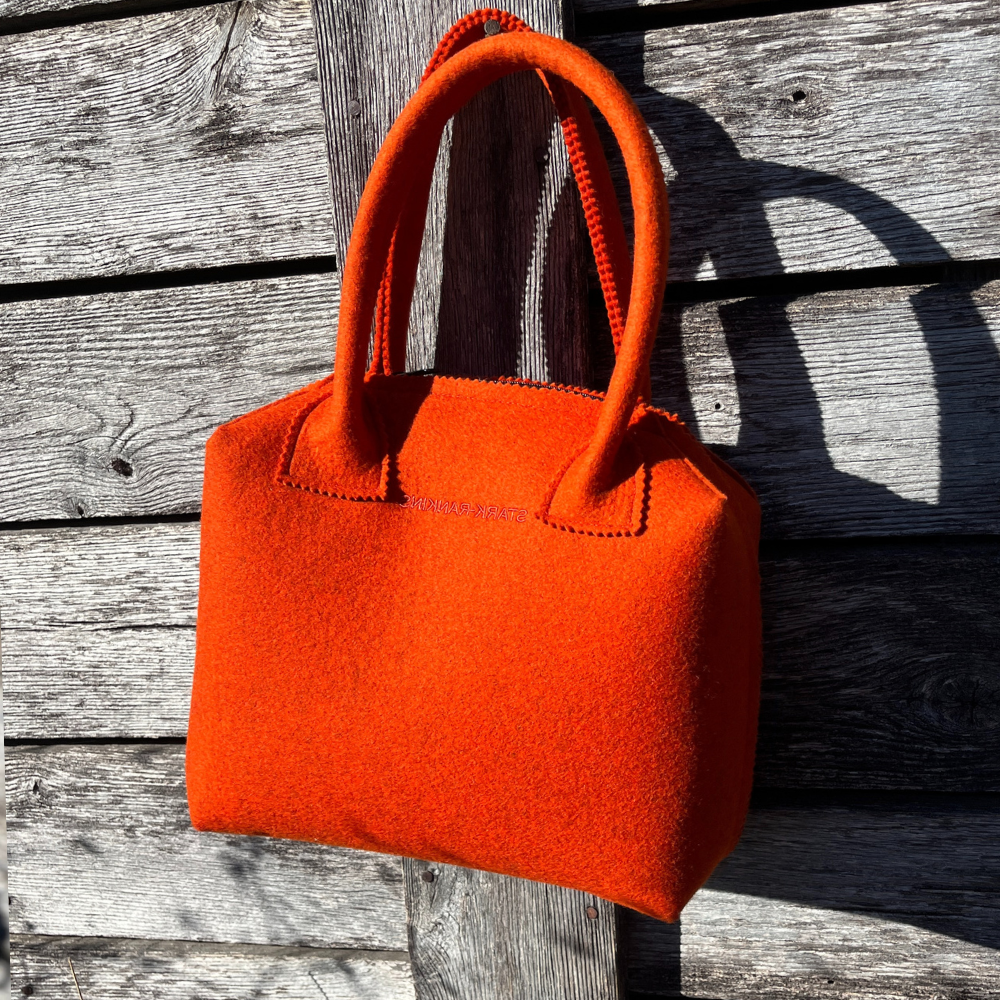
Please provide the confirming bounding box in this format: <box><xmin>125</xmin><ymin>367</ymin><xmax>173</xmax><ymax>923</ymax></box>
<box><xmin>0</xmin><ymin>0</ymin><xmax>216</xmax><ymax>38</ymax></box>
<box><xmin>595</xmin><ymin>32</ymin><xmax>1000</xmax><ymax>538</ymax></box>
<box><xmin>757</xmin><ymin>538</ymin><xmax>1000</xmax><ymax>792</ymax></box>
<box><xmin>573</xmin><ymin>0</ymin><xmax>891</xmax><ymax>39</ymax></box>
<box><xmin>623</xmin><ymin>910</ymin><xmax>681</xmax><ymax>996</ymax></box>
<box><xmin>589</xmin><ymin>31</ymin><xmax>1000</xmax><ymax>961</ymax></box>
<box><xmin>709</xmin><ymin>789</ymin><xmax>1000</xmax><ymax>951</ymax></box>
<box><xmin>435</xmin><ymin>70</ymin><xmax>591</xmax><ymax>387</ymax></box>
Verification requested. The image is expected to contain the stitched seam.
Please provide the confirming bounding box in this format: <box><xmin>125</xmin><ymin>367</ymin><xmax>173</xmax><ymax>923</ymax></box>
<box><xmin>535</xmin><ymin>435</ymin><xmax>648</xmax><ymax>537</ymax></box>
<box><xmin>276</xmin><ymin>391</ymin><xmax>330</xmax><ymax>481</ymax></box>
<box><xmin>278</xmin><ymin>456</ymin><xmax>391</xmax><ymax>503</ymax></box>
<box><xmin>369</xmin><ymin>372</ymin><xmax>609</xmax><ymax>402</ymax></box>
<box><xmin>276</xmin><ymin>390</ymin><xmax>391</xmax><ymax>501</ymax></box>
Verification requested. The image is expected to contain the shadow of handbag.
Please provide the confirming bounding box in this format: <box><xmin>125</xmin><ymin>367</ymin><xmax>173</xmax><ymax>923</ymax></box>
<box><xmin>185</xmin><ymin>17</ymin><xmax>763</xmax><ymax>923</ymax></box>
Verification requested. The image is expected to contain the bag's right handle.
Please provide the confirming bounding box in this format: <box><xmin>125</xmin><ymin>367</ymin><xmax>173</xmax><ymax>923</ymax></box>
<box><xmin>369</xmin><ymin>10</ymin><xmax>645</xmax><ymax>398</ymax></box>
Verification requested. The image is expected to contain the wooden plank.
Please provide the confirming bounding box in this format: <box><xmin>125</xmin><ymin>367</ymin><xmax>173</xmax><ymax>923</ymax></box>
<box><xmin>0</xmin><ymin>0</ymin><xmax>337</xmax><ymax>284</ymax></box>
<box><xmin>310</xmin><ymin>3</ymin><xmax>612</xmax><ymax>994</ymax></box>
<box><xmin>11</xmin><ymin>935</ymin><xmax>414</xmax><ymax>1000</ymax></box>
<box><xmin>3</xmin><ymin>279</ymin><xmax>998</xmax><ymax>531</ymax></box>
<box><xmin>4</xmin><ymin>0</ymin><xmax>998</xmax><ymax>289</ymax></box>
<box><xmin>0</xmin><ymin>523</ymin><xmax>199</xmax><ymax>739</ymax></box>
<box><xmin>0</xmin><ymin>273</ymin><xmax>338</xmax><ymax>523</ymax></box>
<box><xmin>678</xmin><ymin>792</ymin><xmax>1000</xmax><ymax>999</ymax></box>
<box><xmin>311</xmin><ymin>0</ymin><xmax>589</xmax><ymax>381</ymax></box>
<box><xmin>626</xmin><ymin>793</ymin><xmax>1000</xmax><ymax>997</ymax></box>
<box><xmin>4</xmin><ymin>744</ymin><xmax>407</xmax><ymax>950</ymax></box>
<box><xmin>0</xmin><ymin>0</ymin><xmax>180</xmax><ymax>22</ymax></box>
<box><xmin>647</xmin><ymin>279</ymin><xmax>1000</xmax><ymax>537</ymax></box>
<box><xmin>586</xmin><ymin>0</ymin><xmax>1000</xmax><ymax>281</ymax></box>
<box><xmin>8</xmin><ymin>748</ymin><xmax>1000</xmax><ymax>999</ymax></box>
<box><xmin>4</xmin><ymin>525</ymin><xmax>999</xmax><ymax>792</ymax></box>
<box><xmin>756</xmin><ymin>538</ymin><xmax>1000</xmax><ymax>792</ymax></box>
<box><xmin>403</xmin><ymin>859</ymin><xmax>623</xmax><ymax>999</ymax></box>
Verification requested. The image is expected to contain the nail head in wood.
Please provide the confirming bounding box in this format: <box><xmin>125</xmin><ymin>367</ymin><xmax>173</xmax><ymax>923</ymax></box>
<box><xmin>586</xmin><ymin>905</ymin><xmax>599</xmax><ymax>920</ymax></box>
<box><xmin>483</xmin><ymin>18</ymin><xmax>501</xmax><ymax>35</ymax></box>
<box><xmin>421</xmin><ymin>870</ymin><xmax>435</xmax><ymax>883</ymax></box>
<box><xmin>348</xmin><ymin>99</ymin><xmax>361</xmax><ymax>117</ymax></box>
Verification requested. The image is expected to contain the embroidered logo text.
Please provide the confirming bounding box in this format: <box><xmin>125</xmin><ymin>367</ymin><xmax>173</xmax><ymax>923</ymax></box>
<box><xmin>401</xmin><ymin>495</ymin><xmax>528</xmax><ymax>523</ymax></box>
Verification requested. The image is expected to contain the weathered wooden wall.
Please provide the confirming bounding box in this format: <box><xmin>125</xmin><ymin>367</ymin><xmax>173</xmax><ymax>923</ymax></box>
<box><xmin>2</xmin><ymin>0</ymin><xmax>999</xmax><ymax>996</ymax></box>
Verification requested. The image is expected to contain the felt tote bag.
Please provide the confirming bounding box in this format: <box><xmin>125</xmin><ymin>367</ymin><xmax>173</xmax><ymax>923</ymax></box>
<box><xmin>185</xmin><ymin>20</ymin><xmax>762</xmax><ymax>924</ymax></box>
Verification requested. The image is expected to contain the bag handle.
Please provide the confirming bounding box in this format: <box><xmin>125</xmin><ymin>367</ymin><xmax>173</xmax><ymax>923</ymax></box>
<box><xmin>295</xmin><ymin>32</ymin><xmax>669</xmax><ymax>530</ymax></box>
<box><xmin>370</xmin><ymin>10</ymin><xmax>644</xmax><ymax>396</ymax></box>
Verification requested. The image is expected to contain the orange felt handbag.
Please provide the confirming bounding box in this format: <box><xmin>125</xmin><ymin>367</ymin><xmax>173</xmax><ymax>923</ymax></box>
<box><xmin>185</xmin><ymin>12</ymin><xmax>762</xmax><ymax>923</ymax></box>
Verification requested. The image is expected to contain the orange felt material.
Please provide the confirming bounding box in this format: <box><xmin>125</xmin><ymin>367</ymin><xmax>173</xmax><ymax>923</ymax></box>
<box><xmin>185</xmin><ymin>20</ymin><xmax>762</xmax><ymax>923</ymax></box>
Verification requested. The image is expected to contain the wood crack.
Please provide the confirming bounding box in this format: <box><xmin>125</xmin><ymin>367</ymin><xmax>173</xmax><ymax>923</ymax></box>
<box><xmin>209</xmin><ymin>0</ymin><xmax>245</xmax><ymax>97</ymax></box>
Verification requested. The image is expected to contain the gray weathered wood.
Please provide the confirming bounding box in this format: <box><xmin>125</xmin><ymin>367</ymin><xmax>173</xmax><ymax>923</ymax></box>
<box><xmin>3</xmin><ymin>3</ymin><xmax>998</xmax><ymax>997</ymax></box>
<box><xmin>0</xmin><ymin>523</ymin><xmax>199</xmax><ymax>738</ymax></box>
<box><xmin>0</xmin><ymin>0</ymin><xmax>766</xmax><ymax>20</ymax></box>
<box><xmin>4</xmin><ymin>0</ymin><xmax>1000</xmax><ymax>288</ymax></box>
<box><xmin>403</xmin><ymin>859</ymin><xmax>623</xmax><ymax>1000</ymax></box>
<box><xmin>8</xmin><ymin>743</ymin><xmax>1000</xmax><ymax>999</ymax></box>
<box><xmin>627</xmin><ymin>793</ymin><xmax>1000</xmax><ymax>997</ymax></box>
<box><xmin>648</xmin><ymin>279</ymin><xmax>1000</xmax><ymax>537</ymax></box>
<box><xmin>679</xmin><ymin>792</ymin><xmax>1000</xmax><ymax>999</ymax></box>
<box><xmin>4</xmin><ymin>524</ymin><xmax>999</xmax><ymax>791</ymax></box>
<box><xmin>5</xmin><ymin>744</ymin><xmax>407</xmax><ymax>950</ymax></box>
<box><xmin>0</xmin><ymin>0</ymin><xmax>757</xmax><ymax>30</ymax></box>
<box><xmin>0</xmin><ymin>0</ymin><xmax>337</xmax><ymax>284</ymax></box>
<box><xmin>11</xmin><ymin>936</ymin><xmax>414</xmax><ymax>1000</ymax></box>
<box><xmin>0</xmin><ymin>274</ymin><xmax>338</xmax><ymax>522</ymax></box>
<box><xmin>587</xmin><ymin>0</ymin><xmax>1000</xmax><ymax>281</ymax></box>
<box><xmin>755</xmin><ymin>539</ymin><xmax>1000</xmax><ymax>792</ymax></box>
<box><xmin>3</xmin><ymin>278</ymin><xmax>998</xmax><ymax>533</ymax></box>
<box><xmin>0</xmin><ymin>0</ymin><xmax>188</xmax><ymax>19</ymax></box>
<box><xmin>312</xmin><ymin>0</ymin><xmax>589</xmax><ymax>381</ymax></box>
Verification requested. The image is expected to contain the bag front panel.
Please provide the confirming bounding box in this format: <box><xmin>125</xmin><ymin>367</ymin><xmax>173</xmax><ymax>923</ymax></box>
<box><xmin>186</xmin><ymin>376</ymin><xmax>761</xmax><ymax>921</ymax></box>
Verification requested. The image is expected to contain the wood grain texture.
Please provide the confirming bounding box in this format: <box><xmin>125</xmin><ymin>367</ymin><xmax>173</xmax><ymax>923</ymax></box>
<box><xmin>5</xmin><ymin>0</ymin><xmax>999</xmax><ymax>288</ymax></box>
<box><xmin>311</xmin><ymin>0</ymin><xmax>590</xmax><ymax>382</ymax></box>
<box><xmin>403</xmin><ymin>858</ymin><xmax>623</xmax><ymax>1000</ymax></box>
<box><xmin>11</xmin><ymin>935</ymin><xmax>414</xmax><ymax>1000</ymax></box>
<box><xmin>7</xmin><ymin>747</ymin><xmax>999</xmax><ymax>999</ymax></box>
<box><xmin>678</xmin><ymin>793</ymin><xmax>1000</xmax><ymax>999</ymax></box>
<box><xmin>0</xmin><ymin>522</ymin><xmax>200</xmax><ymax>739</ymax></box>
<box><xmin>3</xmin><ymin>278</ymin><xmax>998</xmax><ymax>534</ymax></box>
<box><xmin>0</xmin><ymin>0</ymin><xmax>337</xmax><ymax>283</ymax></box>
<box><xmin>4</xmin><ymin>744</ymin><xmax>407</xmax><ymax>950</ymax></box>
<box><xmin>756</xmin><ymin>539</ymin><xmax>1000</xmax><ymax>792</ymax></box>
<box><xmin>4</xmin><ymin>524</ymin><xmax>999</xmax><ymax>791</ymax></box>
<box><xmin>0</xmin><ymin>0</ymin><xmax>187</xmax><ymax>20</ymax></box>
<box><xmin>0</xmin><ymin>273</ymin><xmax>338</xmax><ymax>522</ymax></box>
<box><xmin>647</xmin><ymin>279</ymin><xmax>1000</xmax><ymax>537</ymax></box>
<box><xmin>586</xmin><ymin>0</ymin><xmax>1000</xmax><ymax>282</ymax></box>
<box><xmin>626</xmin><ymin>793</ymin><xmax>1000</xmax><ymax>997</ymax></box>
